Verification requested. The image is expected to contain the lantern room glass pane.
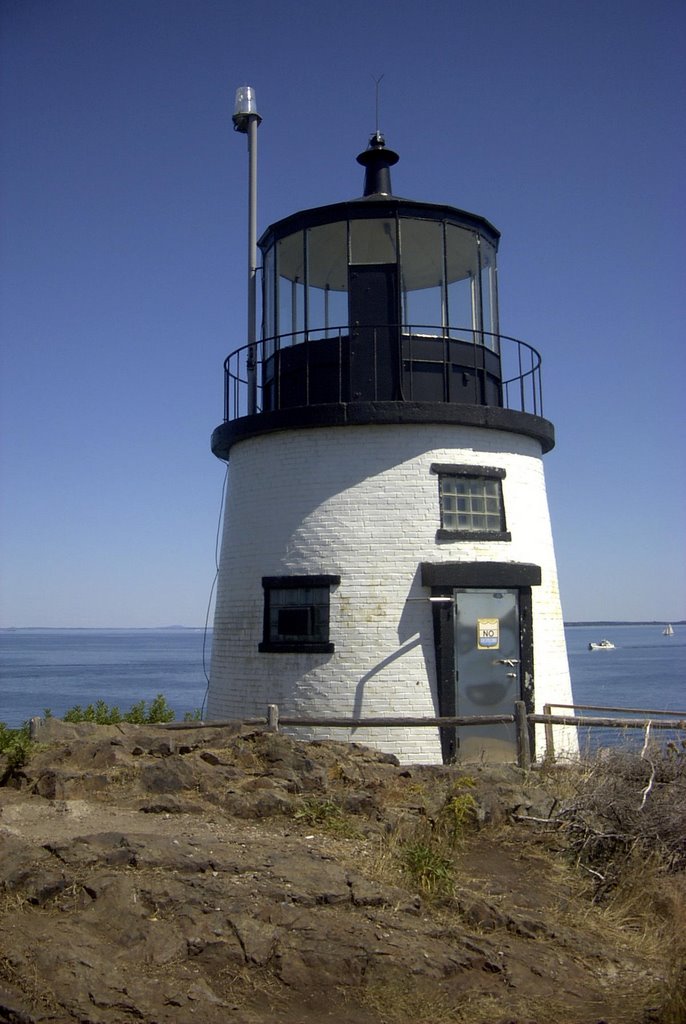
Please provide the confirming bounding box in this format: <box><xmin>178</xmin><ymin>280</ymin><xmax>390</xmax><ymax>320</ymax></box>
<box><xmin>479</xmin><ymin>238</ymin><xmax>499</xmax><ymax>351</ymax></box>
<box><xmin>306</xmin><ymin>221</ymin><xmax>348</xmax><ymax>337</ymax></box>
<box><xmin>400</xmin><ymin>218</ymin><xmax>444</xmax><ymax>336</ymax></box>
<box><xmin>277</xmin><ymin>232</ymin><xmax>305</xmax><ymax>345</ymax></box>
<box><xmin>446</xmin><ymin>224</ymin><xmax>479</xmax><ymax>343</ymax></box>
<box><xmin>350</xmin><ymin>218</ymin><xmax>397</xmax><ymax>265</ymax></box>
<box><xmin>262</xmin><ymin>244</ymin><xmax>275</xmax><ymax>354</ymax></box>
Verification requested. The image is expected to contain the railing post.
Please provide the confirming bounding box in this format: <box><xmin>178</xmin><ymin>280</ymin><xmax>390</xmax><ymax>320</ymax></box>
<box><xmin>543</xmin><ymin>703</ymin><xmax>555</xmax><ymax>762</ymax></box>
<box><xmin>267</xmin><ymin>704</ymin><xmax>279</xmax><ymax>733</ymax></box>
<box><xmin>517</xmin><ymin>340</ymin><xmax>525</xmax><ymax>411</ymax></box>
<box><xmin>338</xmin><ymin>329</ymin><xmax>343</xmax><ymax>402</ymax></box>
<box><xmin>515</xmin><ymin>701</ymin><xmax>531</xmax><ymax>770</ymax></box>
<box><xmin>224</xmin><ymin>359</ymin><xmax>229</xmax><ymax>422</ymax></box>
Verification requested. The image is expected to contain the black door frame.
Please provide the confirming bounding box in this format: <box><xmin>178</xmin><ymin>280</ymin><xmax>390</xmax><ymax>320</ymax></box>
<box><xmin>421</xmin><ymin>561</ymin><xmax>539</xmax><ymax>763</ymax></box>
<box><xmin>348</xmin><ymin>262</ymin><xmax>400</xmax><ymax>401</ymax></box>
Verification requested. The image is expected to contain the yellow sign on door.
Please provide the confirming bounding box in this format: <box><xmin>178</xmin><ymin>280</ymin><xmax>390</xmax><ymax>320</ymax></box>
<box><xmin>477</xmin><ymin>618</ymin><xmax>500</xmax><ymax>650</ymax></box>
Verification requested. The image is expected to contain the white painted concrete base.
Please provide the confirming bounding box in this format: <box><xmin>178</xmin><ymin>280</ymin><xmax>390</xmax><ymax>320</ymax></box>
<box><xmin>209</xmin><ymin>422</ymin><xmax>577</xmax><ymax>763</ymax></box>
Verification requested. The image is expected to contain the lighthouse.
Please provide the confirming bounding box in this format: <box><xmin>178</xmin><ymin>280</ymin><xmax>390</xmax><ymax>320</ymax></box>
<box><xmin>208</xmin><ymin>105</ymin><xmax>575</xmax><ymax>764</ymax></box>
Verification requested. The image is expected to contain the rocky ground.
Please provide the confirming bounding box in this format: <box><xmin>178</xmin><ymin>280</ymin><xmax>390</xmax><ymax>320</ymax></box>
<box><xmin>0</xmin><ymin>720</ymin><xmax>681</xmax><ymax>1023</ymax></box>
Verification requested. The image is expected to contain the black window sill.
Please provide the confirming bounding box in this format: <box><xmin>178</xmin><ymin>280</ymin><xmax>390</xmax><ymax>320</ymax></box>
<box><xmin>436</xmin><ymin>529</ymin><xmax>512</xmax><ymax>542</ymax></box>
<box><xmin>258</xmin><ymin>642</ymin><xmax>335</xmax><ymax>654</ymax></box>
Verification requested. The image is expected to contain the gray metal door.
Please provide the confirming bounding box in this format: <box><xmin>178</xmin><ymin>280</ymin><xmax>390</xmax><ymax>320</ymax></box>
<box><xmin>454</xmin><ymin>588</ymin><xmax>520</xmax><ymax>761</ymax></box>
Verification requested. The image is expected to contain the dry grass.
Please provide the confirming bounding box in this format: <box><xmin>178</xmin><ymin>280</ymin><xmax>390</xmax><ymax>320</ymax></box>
<box><xmin>293</xmin><ymin>795</ymin><xmax>364</xmax><ymax>838</ymax></box>
<box><xmin>599</xmin><ymin>868</ymin><xmax>686</xmax><ymax>1024</ymax></box>
<box><xmin>530</xmin><ymin>746</ymin><xmax>686</xmax><ymax>1022</ymax></box>
<box><xmin>215</xmin><ymin>962</ymin><xmax>288</xmax><ymax>1011</ymax></box>
<box><xmin>365</xmin><ymin>782</ymin><xmax>480</xmax><ymax>906</ymax></box>
<box><xmin>0</xmin><ymin>948</ymin><xmax>61</xmax><ymax>1015</ymax></box>
<box><xmin>356</xmin><ymin>974</ymin><xmax>626</xmax><ymax>1024</ymax></box>
<box><xmin>354</xmin><ymin>970</ymin><xmax>460</xmax><ymax>1024</ymax></box>
<box><xmin>448</xmin><ymin>989</ymin><xmax>615</xmax><ymax>1024</ymax></box>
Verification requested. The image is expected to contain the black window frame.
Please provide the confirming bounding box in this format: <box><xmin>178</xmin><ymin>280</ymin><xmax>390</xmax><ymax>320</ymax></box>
<box><xmin>259</xmin><ymin>575</ymin><xmax>340</xmax><ymax>653</ymax></box>
<box><xmin>431</xmin><ymin>463</ymin><xmax>511</xmax><ymax>541</ymax></box>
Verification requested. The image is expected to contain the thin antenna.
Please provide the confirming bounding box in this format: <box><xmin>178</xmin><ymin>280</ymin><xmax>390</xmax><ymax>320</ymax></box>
<box><xmin>371</xmin><ymin>73</ymin><xmax>384</xmax><ymax>136</ymax></box>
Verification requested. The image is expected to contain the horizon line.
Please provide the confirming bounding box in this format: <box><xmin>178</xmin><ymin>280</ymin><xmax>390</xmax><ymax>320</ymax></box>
<box><xmin>1</xmin><ymin>620</ymin><xmax>683</xmax><ymax>631</ymax></box>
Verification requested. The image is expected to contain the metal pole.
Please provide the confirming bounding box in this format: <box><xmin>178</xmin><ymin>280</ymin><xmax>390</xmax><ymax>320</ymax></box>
<box><xmin>246</xmin><ymin>113</ymin><xmax>259</xmax><ymax>415</ymax></box>
<box><xmin>232</xmin><ymin>87</ymin><xmax>261</xmax><ymax>418</ymax></box>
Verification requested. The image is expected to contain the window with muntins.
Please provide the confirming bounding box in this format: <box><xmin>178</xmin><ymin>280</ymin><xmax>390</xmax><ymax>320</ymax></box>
<box><xmin>432</xmin><ymin>464</ymin><xmax>510</xmax><ymax>541</ymax></box>
<box><xmin>260</xmin><ymin>575</ymin><xmax>340</xmax><ymax>653</ymax></box>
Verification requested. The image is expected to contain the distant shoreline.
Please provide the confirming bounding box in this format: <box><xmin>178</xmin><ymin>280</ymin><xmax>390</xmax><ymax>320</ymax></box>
<box><xmin>0</xmin><ymin>626</ymin><xmax>206</xmax><ymax>632</ymax></box>
<box><xmin>565</xmin><ymin>620</ymin><xmax>684</xmax><ymax>627</ymax></box>
<box><xmin>1</xmin><ymin>621</ymin><xmax>683</xmax><ymax>632</ymax></box>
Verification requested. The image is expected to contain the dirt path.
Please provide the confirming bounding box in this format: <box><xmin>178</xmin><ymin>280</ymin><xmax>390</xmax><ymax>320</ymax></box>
<box><xmin>0</xmin><ymin>721</ymin><xmax>673</xmax><ymax>1023</ymax></box>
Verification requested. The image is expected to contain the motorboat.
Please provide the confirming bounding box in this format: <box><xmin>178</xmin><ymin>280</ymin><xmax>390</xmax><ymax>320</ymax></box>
<box><xmin>588</xmin><ymin>639</ymin><xmax>615</xmax><ymax>651</ymax></box>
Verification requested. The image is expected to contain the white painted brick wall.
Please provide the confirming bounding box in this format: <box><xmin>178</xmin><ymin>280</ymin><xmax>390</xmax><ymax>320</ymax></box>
<box><xmin>209</xmin><ymin>422</ymin><xmax>576</xmax><ymax>762</ymax></box>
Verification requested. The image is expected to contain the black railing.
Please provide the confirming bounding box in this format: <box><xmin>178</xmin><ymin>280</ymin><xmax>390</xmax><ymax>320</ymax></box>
<box><xmin>222</xmin><ymin>326</ymin><xmax>544</xmax><ymax>423</ymax></box>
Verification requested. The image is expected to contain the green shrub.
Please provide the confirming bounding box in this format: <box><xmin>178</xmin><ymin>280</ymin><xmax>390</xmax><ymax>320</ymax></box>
<box><xmin>295</xmin><ymin>797</ymin><xmax>343</xmax><ymax>825</ymax></box>
<box><xmin>436</xmin><ymin>781</ymin><xmax>478</xmax><ymax>846</ymax></box>
<box><xmin>62</xmin><ymin>694</ymin><xmax>175</xmax><ymax>726</ymax></box>
<box><xmin>294</xmin><ymin>797</ymin><xmax>361</xmax><ymax>838</ymax></box>
<box><xmin>399</xmin><ymin>839</ymin><xmax>454</xmax><ymax>896</ymax></box>
<box><xmin>142</xmin><ymin>694</ymin><xmax>175</xmax><ymax>724</ymax></box>
<box><xmin>391</xmin><ymin>784</ymin><xmax>476</xmax><ymax>899</ymax></box>
<box><xmin>0</xmin><ymin>721</ymin><xmax>33</xmax><ymax>774</ymax></box>
<box><xmin>64</xmin><ymin>699</ymin><xmax>122</xmax><ymax>725</ymax></box>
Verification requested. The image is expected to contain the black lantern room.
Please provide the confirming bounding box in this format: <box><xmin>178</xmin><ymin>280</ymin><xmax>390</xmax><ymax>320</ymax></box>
<box><xmin>212</xmin><ymin>134</ymin><xmax>551</xmax><ymax>458</ymax></box>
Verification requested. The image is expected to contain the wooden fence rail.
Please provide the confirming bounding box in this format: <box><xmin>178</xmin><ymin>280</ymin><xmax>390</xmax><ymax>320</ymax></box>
<box><xmin>546</xmin><ymin>702</ymin><xmax>686</xmax><ymax>716</ymax></box>
<box><xmin>37</xmin><ymin>702</ymin><xmax>686</xmax><ymax>771</ymax></box>
<box><xmin>157</xmin><ymin>702</ymin><xmax>686</xmax><ymax>770</ymax></box>
<box><xmin>541</xmin><ymin>702</ymin><xmax>686</xmax><ymax>762</ymax></box>
<box><xmin>161</xmin><ymin>713</ymin><xmax>516</xmax><ymax>730</ymax></box>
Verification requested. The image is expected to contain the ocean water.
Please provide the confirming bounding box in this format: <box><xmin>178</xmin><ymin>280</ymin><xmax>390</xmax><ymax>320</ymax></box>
<box><xmin>0</xmin><ymin>625</ymin><xmax>684</xmax><ymax>750</ymax></box>
<box><xmin>564</xmin><ymin>623</ymin><xmax>685</xmax><ymax>752</ymax></box>
<box><xmin>0</xmin><ymin>629</ymin><xmax>211</xmax><ymax>728</ymax></box>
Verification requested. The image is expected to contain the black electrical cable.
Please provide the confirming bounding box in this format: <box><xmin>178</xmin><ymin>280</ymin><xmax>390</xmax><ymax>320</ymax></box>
<box><xmin>199</xmin><ymin>461</ymin><xmax>229</xmax><ymax>718</ymax></box>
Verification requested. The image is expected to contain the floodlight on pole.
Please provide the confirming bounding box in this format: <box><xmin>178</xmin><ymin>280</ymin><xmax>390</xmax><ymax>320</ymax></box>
<box><xmin>233</xmin><ymin>86</ymin><xmax>261</xmax><ymax>414</ymax></box>
<box><xmin>232</xmin><ymin>86</ymin><xmax>261</xmax><ymax>133</ymax></box>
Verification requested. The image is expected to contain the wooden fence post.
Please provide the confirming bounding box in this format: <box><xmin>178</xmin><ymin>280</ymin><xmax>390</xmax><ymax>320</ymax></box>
<box><xmin>267</xmin><ymin>704</ymin><xmax>280</xmax><ymax>733</ymax></box>
<box><xmin>514</xmin><ymin>701</ymin><xmax>531</xmax><ymax>770</ymax></box>
<box><xmin>543</xmin><ymin>703</ymin><xmax>555</xmax><ymax>762</ymax></box>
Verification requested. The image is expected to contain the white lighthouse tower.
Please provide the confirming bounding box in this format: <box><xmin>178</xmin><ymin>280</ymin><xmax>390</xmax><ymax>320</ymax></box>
<box><xmin>208</xmin><ymin>110</ymin><xmax>575</xmax><ymax>764</ymax></box>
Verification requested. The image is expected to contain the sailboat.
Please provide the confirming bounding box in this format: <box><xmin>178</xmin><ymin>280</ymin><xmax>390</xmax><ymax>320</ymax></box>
<box><xmin>663</xmin><ymin>624</ymin><xmax>674</xmax><ymax>636</ymax></box>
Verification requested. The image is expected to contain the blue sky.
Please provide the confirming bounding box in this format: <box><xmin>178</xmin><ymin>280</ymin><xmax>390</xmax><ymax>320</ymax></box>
<box><xmin>1</xmin><ymin>0</ymin><xmax>684</xmax><ymax>627</ymax></box>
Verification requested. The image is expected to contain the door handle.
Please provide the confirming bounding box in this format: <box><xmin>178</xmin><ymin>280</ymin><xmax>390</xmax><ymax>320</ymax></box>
<box><xmin>506</xmin><ymin>672</ymin><xmax>517</xmax><ymax>678</ymax></box>
<box><xmin>494</xmin><ymin>658</ymin><xmax>520</xmax><ymax>666</ymax></box>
